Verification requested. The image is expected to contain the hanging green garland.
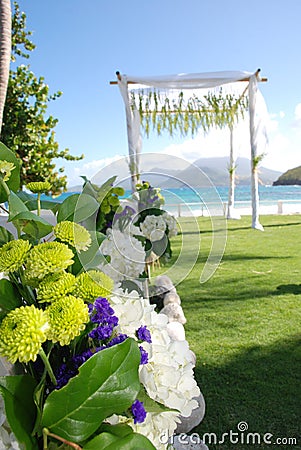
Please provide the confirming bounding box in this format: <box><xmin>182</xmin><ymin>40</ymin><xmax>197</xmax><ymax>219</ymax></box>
<box><xmin>130</xmin><ymin>88</ymin><xmax>248</xmax><ymax>138</ymax></box>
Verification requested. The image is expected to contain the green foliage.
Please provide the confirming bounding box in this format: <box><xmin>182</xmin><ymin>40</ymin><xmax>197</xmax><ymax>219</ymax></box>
<box><xmin>41</xmin><ymin>339</ymin><xmax>141</xmax><ymax>443</ymax></box>
<box><xmin>0</xmin><ymin>375</ymin><xmax>38</xmax><ymax>450</ymax></box>
<box><xmin>130</xmin><ymin>88</ymin><xmax>248</xmax><ymax>138</ymax></box>
<box><xmin>0</xmin><ymin>279</ymin><xmax>22</xmax><ymax>312</ymax></box>
<box><xmin>0</xmin><ymin>142</ymin><xmax>20</xmax><ymax>202</ymax></box>
<box><xmin>0</xmin><ymin>1</ymin><xmax>83</xmax><ymax>195</ymax></box>
<box><xmin>83</xmin><ymin>426</ymin><xmax>156</xmax><ymax>449</ymax></box>
<box><xmin>56</xmin><ymin>193</ymin><xmax>99</xmax><ymax>223</ymax></box>
<box><xmin>273</xmin><ymin>164</ymin><xmax>301</xmax><ymax>186</ymax></box>
<box><xmin>81</xmin><ymin>176</ymin><xmax>125</xmax><ymax>234</ymax></box>
<box><xmin>0</xmin><ymin>158</ymin><xmax>159</xmax><ymax>449</ymax></box>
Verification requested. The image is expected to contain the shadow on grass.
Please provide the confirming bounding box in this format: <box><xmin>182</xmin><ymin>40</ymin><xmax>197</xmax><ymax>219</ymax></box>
<box><xmin>263</xmin><ymin>221</ymin><xmax>301</xmax><ymax>229</ymax></box>
<box><xmin>274</xmin><ymin>284</ymin><xmax>301</xmax><ymax>295</ymax></box>
<box><xmin>193</xmin><ymin>335</ymin><xmax>301</xmax><ymax>449</ymax></box>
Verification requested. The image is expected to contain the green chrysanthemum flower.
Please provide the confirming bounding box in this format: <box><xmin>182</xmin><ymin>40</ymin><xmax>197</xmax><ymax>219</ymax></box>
<box><xmin>0</xmin><ymin>160</ymin><xmax>15</xmax><ymax>182</ymax></box>
<box><xmin>24</xmin><ymin>241</ymin><xmax>74</xmax><ymax>284</ymax></box>
<box><xmin>26</xmin><ymin>181</ymin><xmax>52</xmax><ymax>194</ymax></box>
<box><xmin>53</xmin><ymin>221</ymin><xmax>92</xmax><ymax>253</ymax></box>
<box><xmin>37</xmin><ymin>271</ymin><xmax>76</xmax><ymax>302</ymax></box>
<box><xmin>73</xmin><ymin>270</ymin><xmax>113</xmax><ymax>302</ymax></box>
<box><xmin>46</xmin><ymin>295</ymin><xmax>89</xmax><ymax>346</ymax></box>
<box><xmin>0</xmin><ymin>239</ymin><xmax>31</xmax><ymax>273</ymax></box>
<box><xmin>0</xmin><ymin>305</ymin><xmax>49</xmax><ymax>363</ymax></box>
<box><xmin>0</xmin><ymin>160</ymin><xmax>15</xmax><ymax>181</ymax></box>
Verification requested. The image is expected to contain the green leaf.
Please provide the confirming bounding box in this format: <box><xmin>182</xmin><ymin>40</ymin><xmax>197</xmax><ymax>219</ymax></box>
<box><xmin>0</xmin><ymin>279</ymin><xmax>22</xmax><ymax>312</ymax></box>
<box><xmin>0</xmin><ymin>143</ymin><xmax>21</xmax><ymax>203</ymax></box>
<box><xmin>138</xmin><ymin>387</ymin><xmax>177</xmax><ymax>414</ymax></box>
<box><xmin>0</xmin><ymin>225</ymin><xmax>14</xmax><ymax>246</ymax></box>
<box><xmin>72</xmin><ymin>230</ymin><xmax>107</xmax><ymax>274</ymax></box>
<box><xmin>0</xmin><ymin>375</ymin><xmax>38</xmax><ymax>450</ymax></box>
<box><xmin>41</xmin><ymin>338</ymin><xmax>141</xmax><ymax>442</ymax></box>
<box><xmin>57</xmin><ymin>193</ymin><xmax>99</xmax><ymax>223</ymax></box>
<box><xmin>8</xmin><ymin>190</ymin><xmax>29</xmax><ymax>222</ymax></box>
<box><xmin>99</xmin><ymin>423</ymin><xmax>133</xmax><ymax>438</ymax></box>
<box><xmin>16</xmin><ymin>191</ymin><xmax>58</xmax><ymax>212</ymax></box>
<box><xmin>8</xmin><ymin>211</ymin><xmax>53</xmax><ymax>239</ymax></box>
<box><xmin>83</xmin><ymin>429</ymin><xmax>156</xmax><ymax>450</ymax></box>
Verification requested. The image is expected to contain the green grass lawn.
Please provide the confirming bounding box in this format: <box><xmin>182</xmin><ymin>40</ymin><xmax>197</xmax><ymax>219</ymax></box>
<box><xmin>154</xmin><ymin>215</ymin><xmax>301</xmax><ymax>449</ymax></box>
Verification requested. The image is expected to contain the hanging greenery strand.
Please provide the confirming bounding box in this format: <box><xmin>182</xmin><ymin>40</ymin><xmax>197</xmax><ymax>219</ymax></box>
<box><xmin>130</xmin><ymin>87</ymin><xmax>248</xmax><ymax>138</ymax></box>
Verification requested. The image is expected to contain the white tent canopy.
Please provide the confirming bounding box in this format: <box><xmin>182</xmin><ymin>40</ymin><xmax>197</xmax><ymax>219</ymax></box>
<box><xmin>113</xmin><ymin>69</ymin><xmax>268</xmax><ymax>230</ymax></box>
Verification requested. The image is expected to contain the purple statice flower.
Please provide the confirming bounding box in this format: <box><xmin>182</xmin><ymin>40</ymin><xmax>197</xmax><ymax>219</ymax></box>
<box><xmin>139</xmin><ymin>346</ymin><xmax>149</xmax><ymax>365</ymax></box>
<box><xmin>113</xmin><ymin>205</ymin><xmax>136</xmax><ymax>222</ymax></box>
<box><xmin>136</xmin><ymin>325</ymin><xmax>152</xmax><ymax>343</ymax></box>
<box><xmin>89</xmin><ymin>324</ymin><xmax>114</xmax><ymax>340</ymax></box>
<box><xmin>89</xmin><ymin>297</ymin><xmax>119</xmax><ymax>342</ymax></box>
<box><xmin>131</xmin><ymin>399</ymin><xmax>147</xmax><ymax>424</ymax></box>
<box><xmin>92</xmin><ymin>297</ymin><xmax>116</xmax><ymax>321</ymax></box>
<box><xmin>107</xmin><ymin>333</ymin><xmax>128</xmax><ymax>348</ymax></box>
<box><xmin>55</xmin><ymin>348</ymin><xmax>103</xmax><ymax>389</ymax></box>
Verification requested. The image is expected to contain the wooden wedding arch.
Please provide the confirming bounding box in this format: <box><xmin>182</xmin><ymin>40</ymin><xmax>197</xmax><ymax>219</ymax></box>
<box><xmin>111</xmin><ymin>69</ymin><xmax>268</xmax><ymax>230</ymax></box>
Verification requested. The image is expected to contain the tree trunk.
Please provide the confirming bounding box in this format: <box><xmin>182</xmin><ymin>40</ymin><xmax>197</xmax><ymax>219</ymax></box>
<box><xmin>0</xmin><ymin>0</ymin><xmax>11</xmax><ymax>136</ymax></box>
<box><xmin>227</xmin><ymin>126</ymin><xmax>241</xmax><ymax>220</ymax></box>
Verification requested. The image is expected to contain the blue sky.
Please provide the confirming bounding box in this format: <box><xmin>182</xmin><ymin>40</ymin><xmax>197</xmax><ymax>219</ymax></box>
<box><xmin>15</xmin><ymin>0</ymin><xmax>301</xmax><ymax>186</ymax></box>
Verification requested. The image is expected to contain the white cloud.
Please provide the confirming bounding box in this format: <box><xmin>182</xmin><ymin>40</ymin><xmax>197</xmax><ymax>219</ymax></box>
<box><xmin>160</xmin><ymin>104</ymin><xmax>301</xmax><ymax>173</ymax></box>
<box><xmin>292</xmin><ymin>102</ymin><xmax>301</xmax><ymax>129</ymax></box>
<box><xmin>66</xmin><ymin>154</ymin><xmax>125</xmax><ymax>187</ymax></box>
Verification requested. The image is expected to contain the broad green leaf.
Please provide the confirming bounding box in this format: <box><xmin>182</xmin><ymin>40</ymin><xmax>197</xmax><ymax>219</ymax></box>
<box><xmin>95</xmin><ymin>176</ymin><xmax>118</xmax><ymax>202</ymax></box>
<box><xmin>17</xmin><ymin>191</ymin><xmax>58</xmax><ymax>212</ymax></box>
<box><xmin>8</xmin><ymin>190</ymin><xmax>29</xmax><ymax>222</ymax></box>
<box><xmin>57</xmin><ymin>193</ymin><xmax>99</xmax><ymax>223</ymax></box>
<box><xmin>73</xmin><ymin>230</ymin><xmax>107</xmax><ymax>274</ymax></box>
<box><xmin>0</xmin><ymin>375</ymin><xmax>38</xmax><ymax>450</ymax></box>
<box><xmin>83</xmin><ymin>430</ymin><xmax>156</xmax><ymax>450</ymax></box>
<box><xmin>41</xmin><ymin>338</ymin><xmax>141</xmax><ymax>442</ymax></box>
<box><xmin>0</xmin><ymin>143</ymin><xmax>21</xmax><ymax>203</ymax></box>
<box><xmin>0</xmin><ymin>279</ymin><xmax>22</xmax><ymax>312</ymax></box>
<box><xmin>0</xmin><ymin>226</ymin><xmax>14</xmax><ymax>246</ymax></box>
<box><xmin>8</xmin><ymin>211</ymin><xmax>53</xmax><ymax>239</ymax></box>
<box><xmin>99</xmin><ymin>423</ymin><xmax>133</xmax><ymax>438</ymax></box>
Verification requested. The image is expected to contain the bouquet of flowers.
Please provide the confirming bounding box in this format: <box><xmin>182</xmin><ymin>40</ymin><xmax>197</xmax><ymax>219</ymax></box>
<box><xmin>0</xmin><ymin>144</ymin><xmax>200</xmax><ymax>450</ymax></box>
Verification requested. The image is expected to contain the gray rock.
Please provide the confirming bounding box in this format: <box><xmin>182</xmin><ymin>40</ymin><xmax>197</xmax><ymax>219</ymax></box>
<box><xmin>160</xmin><ymin>303</ymin><xmax>186</xmax><ymax>324</ymax></box>
<box><xmin>172</xmin><ymin>435</ymin><xmax>209</xmax><ymax>450</ymax></box>
<box><xmin>176</xmin><ymin>392</ymin><xmax>206</xmax><ymax>434</ymax></box>
<box><xmin>155</xmin><ymin>275</ymin><xmax>175</xmax><ymax>293</ymax></box>
<box><xmin>164</xmin><ymin>291</ymin><xmax>181</xmax><ymax>306</ymax></box>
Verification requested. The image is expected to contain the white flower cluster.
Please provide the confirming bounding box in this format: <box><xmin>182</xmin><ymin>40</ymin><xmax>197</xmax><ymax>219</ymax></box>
<box><xmin>0</xmin><ymin>397</ymin><xmax>20</xmax><ymax>450</ymax></box>
<box><xmin>99</xmin><ymin>225</ymin><xmax>146</xmax><ymax>283</ymax></box>
<box><xmin>162</xmin><ymin>212</ymin><xmax>178</xmax><ymax>238</ymax></box>
<box><xmin>140</xmin><ymin>213</ymin><xmax>178</xmax><ymax>242</ymax></box>
<box><xmin>110</xmin><ymin>289</ymin><xmax>200</xmax><ymax>449</ymax></box>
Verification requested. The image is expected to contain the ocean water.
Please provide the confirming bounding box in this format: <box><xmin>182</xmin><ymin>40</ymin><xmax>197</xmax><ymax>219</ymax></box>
<box><xmin>49</xmin><ymin>184</ymin><xmax>301</xmax><ymax>216</ymax></box>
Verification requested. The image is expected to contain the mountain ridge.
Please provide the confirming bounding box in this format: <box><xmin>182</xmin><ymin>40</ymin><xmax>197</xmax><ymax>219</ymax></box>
<box><xmin>68</xmin><ymin>156</ymin><xmax>282</xmax><ymax>191</ymax></box>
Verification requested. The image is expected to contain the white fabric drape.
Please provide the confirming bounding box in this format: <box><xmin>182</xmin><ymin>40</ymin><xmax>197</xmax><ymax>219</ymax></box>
<box><xmin>117</xmin><ymin>70</ymin><xmax>267</xmax><ymax>229</ymax></box>
<box><xmin>118</xmin><ymin>76</ymin><xmax>142</xmax><ymax>191</ymax></box>
<box><xmin>121</xmin><ymin>70</ymin><xmax>253</xmax><ymax>89</ymax></box>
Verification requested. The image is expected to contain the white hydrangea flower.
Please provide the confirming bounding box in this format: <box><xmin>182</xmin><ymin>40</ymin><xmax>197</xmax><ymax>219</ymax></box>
<box><xmin>140</xmin><ymin>215</ymin><xmax>166</xmax><ymax>242</ymax></box>
<box><xmin>109</xmin><ymin>288</ymin><xmax>201</xmax><ymax>449</ymax></box>
<box><xmin>99</xmin><ymin>228</ymin><xmax>146</xmax><ymax>282</ymax></box>
<box><xmin>132</xmin><ymin>411</ymin><xmax>181</xmax><ymax>450</ymax></box>
<box><xmin>162</xmin><ymin>212</ymin><xmax>178</xmax><ymax>238</ymax></box>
